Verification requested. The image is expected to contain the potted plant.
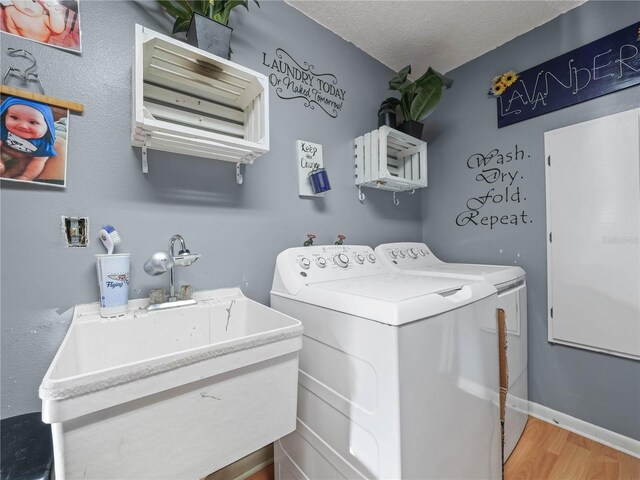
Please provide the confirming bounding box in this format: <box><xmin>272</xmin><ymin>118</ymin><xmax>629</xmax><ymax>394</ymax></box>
<box><xmin>158</xmin><ymin>0</ymin><xmax>260</xmax><ymax>59</ymax></box>
<box><xmin>377</xmin><ymin>97</ymin><xmax>398</xmax><ymax>129</ymax></box>
<box><xmin>382</xmin><ymin>65</ymin><xmax>453</xmax><ymax>138</ymax></box>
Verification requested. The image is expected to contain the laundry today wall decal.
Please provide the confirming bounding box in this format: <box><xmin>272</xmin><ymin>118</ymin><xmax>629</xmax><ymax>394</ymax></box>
<box><xmin>495</xmin><ymin>22</ymin><xmax>640</xmax><ymax>128</ymax></box>
<box><xmin>262</xmin><ymin>48</ymin><xmax>347</xmax><ymax>118</ymax></box>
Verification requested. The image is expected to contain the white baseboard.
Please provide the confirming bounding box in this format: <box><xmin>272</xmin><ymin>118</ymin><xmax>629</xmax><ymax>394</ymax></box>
<box><xmin>528</xmin><ymin>401</ymin><xmax>640</xmax><ymax>459</ymax></box>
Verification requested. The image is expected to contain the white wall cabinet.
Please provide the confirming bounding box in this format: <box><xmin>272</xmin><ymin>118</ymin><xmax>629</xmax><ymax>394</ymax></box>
<box><xmin>131</xmin><ymin>25</ymin><xmax>269</xmax><ymax>178</ymax></box>
<box><xmin>544</xmin><ymin>108</ymin><xmax>640</xmax><ymax>359</ymax></box>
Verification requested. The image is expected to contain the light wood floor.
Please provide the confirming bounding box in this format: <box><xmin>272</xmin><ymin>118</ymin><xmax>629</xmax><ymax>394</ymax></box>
<box><xmin>250</xmin><ymin>417</ymin><xmax>639</xmax><ymax>480</ymax></box>
<box><xmin>505</xmin><ymin>417</ymin><xmax>640</xmax><ymax>480</ymax></box>
<box><xmin>246</xmin><ymin>464</ymin><xmax>274</xmax><ymax>480</ymax></box>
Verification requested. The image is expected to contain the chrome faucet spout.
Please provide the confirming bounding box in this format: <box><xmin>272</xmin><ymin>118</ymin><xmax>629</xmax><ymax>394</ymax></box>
<box><xmin>168</xmin><ymin>235</ymin><xmax>186</xmax><ymax>299</ymax></box>
<box><xmin>167</xmin><ymin>234</ymin><xmax>200</xmax><ymax>299</ymax></box>
<box><xmin>144</xmin><ymin>235</ymin><xmax>200</xmax><ymax>308</ymax></box>
<box><xmin>169</xmin><ymin>234</ymin><xmax>187</xmax><ymax>257</ymax></box>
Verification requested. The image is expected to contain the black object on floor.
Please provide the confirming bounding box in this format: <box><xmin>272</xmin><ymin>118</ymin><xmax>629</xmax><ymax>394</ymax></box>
<box><xmin>1</xmin><ymin>412</ymin><xmax>53</xmax><ymax>480</ymax></box>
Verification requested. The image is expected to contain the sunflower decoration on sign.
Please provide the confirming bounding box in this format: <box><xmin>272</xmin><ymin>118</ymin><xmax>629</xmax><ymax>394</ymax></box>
<box><xmin>489</xmin><ymin>70</ymin><xmax>519</xmax><ymax>96</ymax></box>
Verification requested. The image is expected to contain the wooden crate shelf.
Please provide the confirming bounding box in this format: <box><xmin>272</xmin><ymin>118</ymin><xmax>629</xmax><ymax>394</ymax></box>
<box><xmin>131</xmin><ymin>25</ymin><xmax>269</xmax><ymax>176</ymax></box>
<box><xmin>354</xmin><ymin>126</ymin><xmax>427</xmax><ymax>193</ymax></box>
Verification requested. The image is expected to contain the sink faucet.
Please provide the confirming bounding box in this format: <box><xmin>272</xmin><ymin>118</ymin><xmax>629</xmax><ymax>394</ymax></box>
<box><xmin>168</xmin><ymin>234</ymin><xmax>200</xmax><ymax>300</ymax></box>
<box><xmin>143</xmin><ymin>234</ymin><xmax>201</xmax><ymax>309</ymax></box>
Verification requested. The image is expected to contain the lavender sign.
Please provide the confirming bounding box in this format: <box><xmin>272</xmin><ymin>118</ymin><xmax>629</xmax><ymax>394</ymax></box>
<box><xmin>497</xmin><ymin>22</ymin><xmax>640</xmax><ymax>128</ymax></box>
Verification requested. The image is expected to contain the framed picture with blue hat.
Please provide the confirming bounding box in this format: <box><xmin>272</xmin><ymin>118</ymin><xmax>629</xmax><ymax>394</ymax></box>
<box><xmin>1</xmin><ymin>93</ymin><xmax>69</xmax><ymax>187</ymax></box>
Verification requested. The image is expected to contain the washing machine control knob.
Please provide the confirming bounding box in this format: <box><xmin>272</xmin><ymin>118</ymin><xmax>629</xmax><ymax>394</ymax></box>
<box><xmin>408</xmin><ymin>248</ymin><xmax>418</xmax><ymax>259</ymax></box>
<box><xmin>390</xmin><ymin>250</ymin><xmax>398</xmax><ymax>259</ymax></box>
<box><xmin>419</xmin><ymin>249</ymin><xmax>427</xmax><ymax>256</ymax></box>
<box><xmin>367</xmin><ymin>253</ymin><xmax>376</xmax><ymax>263</ymax></box>
<box><xmin>299</xmin><ymin>257</ymin><xmax>311</xmax><ymax>269</ymax></box>
<box><xmin>316</xmin><ymin>257</ymin><xmax>327</xmax><ymax>268</ymax></box>
<box><xmin>334</xmin><ymin>253</ymin><xmax>349</xmax><ymax>268</ymax></box>
<box><xmin>397</xmin><ymin>250</ymin><xmax>406</xmax><ymax>258</ymax></box>
<box><xmin>354</xmin><ymin>254</ymin><xmax>365</xmax><ymax>264</ymax></box>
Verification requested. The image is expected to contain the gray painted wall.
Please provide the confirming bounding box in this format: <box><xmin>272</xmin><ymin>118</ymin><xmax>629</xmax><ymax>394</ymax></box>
<box><xmin>422</xmin><ymin>1</ymin><xmax>640</xmax><ymax>439</ymax></box>
<box><xmin>2</xmin><ymin>0</ymin><xmax>638</xmax><ymax>445</ymax></box>
<box><xmin>0</xmin><ymin>0</ymin><xmax>423</xmax><ymax>417</ymax></box>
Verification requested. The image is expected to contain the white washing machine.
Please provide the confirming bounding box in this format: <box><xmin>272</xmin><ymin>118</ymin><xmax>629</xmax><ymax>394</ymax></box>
<box><xmin>270</xmin><ymin>245</ymin><xmax>501</xmax><ymax>480</ymax></box>
<box><xmin>374</xmin><ymin>242</ymin><xmax>528</xmax><ymax>462</ymax></box>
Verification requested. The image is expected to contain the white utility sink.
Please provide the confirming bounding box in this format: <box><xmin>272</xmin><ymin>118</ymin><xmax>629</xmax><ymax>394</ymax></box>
<box><xmin>40</xmin><ymin>288</ymin><xmax>303</xmax><ymax>480</ymax></box>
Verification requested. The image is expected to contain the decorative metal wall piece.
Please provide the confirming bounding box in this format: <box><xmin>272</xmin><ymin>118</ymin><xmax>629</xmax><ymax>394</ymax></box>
<box><xmin>3</xmin><ymin>48</ymin><xmax>45</xmax><ymax>94</ymax></box>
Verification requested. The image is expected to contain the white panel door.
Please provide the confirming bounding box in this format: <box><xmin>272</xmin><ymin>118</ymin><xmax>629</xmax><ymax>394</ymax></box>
<box><xmin>544</xmin><ymin>108</ymin><xmax>640</xmax><ymax>359</ymax></box>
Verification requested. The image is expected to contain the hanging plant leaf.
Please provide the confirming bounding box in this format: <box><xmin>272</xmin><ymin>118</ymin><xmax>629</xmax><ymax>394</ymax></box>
<box><xmin>400</xmin><ymin>95</ymin><xmax>411</xmax><ymax>121</ymax></box>
<box><xmin>219</xmin><ymin>0</ymin><xmax>247</xmax><ymax>24</ymax></box>
<box><xmin>158</xmin><ymin>0</ymin><xmax>191</xmax><ymax>21</ymax></box>
<box><xmin>410</xmin><ymin>78</ymin><xmax>442</xmax><ymax>121</ymax></box>
<box><xmin>157</xmin><ymin>0</ymin><xmax>260</xmax><ymax>26</ymax></box>
<box><xmin>212</xmin><ymin>1</ymin><xmax>226</xmax><ymax>15</ymax></box>
<box><xmin>172</xmin><ymin>17</ymin><xmax>191</xmax><ymax>33</ymax></box>
<box><xmin>206</xmin><ymin>2</ymin><xmax>215</xmax><ymax>19</ymax></box>
<box><xmin>384</xmin><ymin>64</ymin><xmax>453</xmax><ymax>124</ymax></box>
<box><xmin>398</xmin><ymin>82</ymin><xmax>416</xmax><ymax>97</ymax></box>
<box><xmin>157</xmin><ymin>0</ymin><xmax>260</xmax><ymax>57</ymax></box>
<box><xmin>221</xmin><ymin>0</ymin><xmax>259</xmax><ymax>24</ymax></box>
<box><xmin>415</xmin><ymin>67</ymin><xmax>454</xmax><ymax>90</ymax></box>
<box><xmin>389</xmin><ymin>65</ymin><xmax>412</xmax><ymax>91</ymax></box>
<box><xmin>193</xmin><ymin>0</ymin><xmax>209</xmax><ymax>15</ymax></box>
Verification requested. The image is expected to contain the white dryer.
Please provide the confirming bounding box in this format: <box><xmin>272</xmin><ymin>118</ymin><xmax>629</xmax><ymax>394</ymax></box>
<box><xmin>270</xmin><ymin>245</ymin><xmax>501</xmax><ymax>480</ymax></box>
<box><xmin>374</xmin><ymin>242</ymin><xmax>528</xmax><ymax>462</ymax></box>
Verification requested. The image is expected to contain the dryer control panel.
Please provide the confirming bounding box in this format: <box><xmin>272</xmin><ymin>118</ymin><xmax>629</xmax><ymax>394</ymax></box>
<box><xmin>273</xmin><ymin>245</ymin><xmax>388</xmax><ymax>294</ymax></box>
<box><xmin>375</xmin><ymin>242</ymin><xmax>443</xmax><ymax>270</ymax></box>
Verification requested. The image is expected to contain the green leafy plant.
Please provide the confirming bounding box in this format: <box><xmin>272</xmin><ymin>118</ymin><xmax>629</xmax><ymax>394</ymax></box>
<box><xmin>158</xmin><ymin>0</ymin><xmax>260</xmax><ymax>33</ymax></box>
<box><xmin>386</xmin><ymin>65</ymin><xmax>454</xmax><ymax>123</ymax></box>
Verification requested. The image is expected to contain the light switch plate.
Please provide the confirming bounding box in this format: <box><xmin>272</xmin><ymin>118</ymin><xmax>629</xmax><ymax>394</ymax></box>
<box><xmin>62</xmin><ymin>216</ymin><xmax>88</xmax><ymax>247</ymax></box>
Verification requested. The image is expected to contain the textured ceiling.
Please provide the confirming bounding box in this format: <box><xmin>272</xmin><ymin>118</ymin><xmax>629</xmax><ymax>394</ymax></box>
<box><xmin>286</xmin><ymin>0</ymin><xmax>587</xmax><ymax>75</ymax></box>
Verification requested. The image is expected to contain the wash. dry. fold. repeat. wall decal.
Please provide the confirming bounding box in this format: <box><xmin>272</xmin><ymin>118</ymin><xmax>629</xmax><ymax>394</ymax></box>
<box><xmin>455</xmin><ymin>145</ymin><xmax>532</xmax><ymax>230</ymax></box>
<box><xmin>262</xmin><ymin>48</ymin><xmax>347</xmax><ymax>118</ymax></box>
